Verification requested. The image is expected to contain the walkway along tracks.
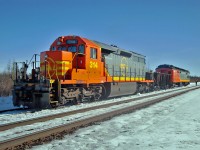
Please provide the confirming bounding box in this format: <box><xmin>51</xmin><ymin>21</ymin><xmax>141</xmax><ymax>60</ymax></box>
<box><xmin>0</xmin><ymin>86</ymin><xmax>200</xmax><ymax>149</ymax></box>
<box><xmin>0</xmin><ymin>86</ymin><xmax>197</xmax><ymax>132</ymax></box>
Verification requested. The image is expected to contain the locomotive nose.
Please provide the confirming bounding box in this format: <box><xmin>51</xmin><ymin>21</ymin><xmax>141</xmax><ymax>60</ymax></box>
<box><xmin>40</xmin><ymin>51</ymin><xmax>72</xmax><ymax>80</ymax></box>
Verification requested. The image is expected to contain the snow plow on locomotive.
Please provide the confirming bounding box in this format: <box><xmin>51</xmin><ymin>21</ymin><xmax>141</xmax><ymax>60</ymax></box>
<box><xmin>12</xmin><ymin>35</ymin><xmax>190</xmax><ymax>108</ymax></box>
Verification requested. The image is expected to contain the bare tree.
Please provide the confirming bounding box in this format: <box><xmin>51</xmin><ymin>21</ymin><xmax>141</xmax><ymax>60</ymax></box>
<box><xmin>0</xmin><ymin>60</ymin><xmax>15</xmax><ymax>97</ymax></box>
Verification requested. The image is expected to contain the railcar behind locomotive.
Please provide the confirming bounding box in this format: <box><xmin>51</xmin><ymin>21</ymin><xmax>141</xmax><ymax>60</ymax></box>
<box><xmin>156</xmin><ymin>64</ymin><xmax>190</xmax><ymax>86</ymax></box>
<box><xmin>12</xmin><ymin>35</ymin><xmax>190</xmax><ymax>108</ymax></box>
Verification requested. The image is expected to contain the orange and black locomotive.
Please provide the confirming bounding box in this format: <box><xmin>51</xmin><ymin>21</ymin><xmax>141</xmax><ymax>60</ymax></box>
<box><xmin>12</xmin><ymin>35</ymin><xmax>190</xmax><ymax>108</ymax></box>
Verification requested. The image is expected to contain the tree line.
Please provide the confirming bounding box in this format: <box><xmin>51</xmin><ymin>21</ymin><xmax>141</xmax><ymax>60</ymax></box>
<box><xmin>0</xmin><ymin>60</ymin><xmax>15</xmax><ymax>97</ymax></box>
<box><xmin>190</xmin><ymin>76</ymin><xmax>200</xmax><ymax>83</ymax></box>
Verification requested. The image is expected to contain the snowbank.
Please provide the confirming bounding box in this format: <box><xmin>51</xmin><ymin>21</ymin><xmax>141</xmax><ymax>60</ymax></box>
<box><xmin>0</xmin><ymin>96</ymin><xmax>16</xmax><ymax>111</ymax></box>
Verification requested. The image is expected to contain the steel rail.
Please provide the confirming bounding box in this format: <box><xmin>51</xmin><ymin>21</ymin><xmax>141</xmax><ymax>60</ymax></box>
<box><xmin>0</xmin><ymin>86</ymin><xmax>199</xmax><ymax>150</ymax></box>
<box><xmin>0</xmin><ymin>86</ymin><xmax>198</xmax><ymax>132</ymax></box>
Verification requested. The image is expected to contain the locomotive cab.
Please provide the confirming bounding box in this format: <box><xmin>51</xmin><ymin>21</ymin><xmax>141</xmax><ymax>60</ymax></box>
<box><xmin>40</xmin><ymin>36</ymin><xmax>104</xmax><ymax>83</ymax></box>
<box><xmin>39</xmin><ymin>36</ymin><xmax>105</xmax><ymax>106</ymax></box>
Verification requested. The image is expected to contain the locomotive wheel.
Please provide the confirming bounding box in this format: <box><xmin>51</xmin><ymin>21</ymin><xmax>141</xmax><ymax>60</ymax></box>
<box><xmin>72</xmin><ymin>98</ymin><xmax>78</xmax><ymax>105</ymax></box>
<box><xmin>50</xmin><ymin>102</ymin><xmax>59</xmax><ymax>108</ymax></box>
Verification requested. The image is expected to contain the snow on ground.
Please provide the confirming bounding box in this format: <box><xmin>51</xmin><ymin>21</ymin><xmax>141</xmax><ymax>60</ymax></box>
<box><xmin>31</xmin><ymin>85</ymin><xmax>200</xmax><ymax>150</ymax></box>
<box><xmin>1</xmin><ymin>86</ymin><xmax>196</xmax><ymax>141</ymax></box>
<box><xmin>0</xmin><ymin>96</ymin><xmax>18</xmax><ymax>111</ymax></box>
<box><xmin>0</xmin><ymin>83</ymin><xmax>199</xmax><ymax>150</ymax></box>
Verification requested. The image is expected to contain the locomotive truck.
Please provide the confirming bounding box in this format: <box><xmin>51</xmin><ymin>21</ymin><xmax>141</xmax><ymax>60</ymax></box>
<box><xmin>12</xmin><ymin>35</ymin><xmax>190</xmax><ymax>108</ymax></box>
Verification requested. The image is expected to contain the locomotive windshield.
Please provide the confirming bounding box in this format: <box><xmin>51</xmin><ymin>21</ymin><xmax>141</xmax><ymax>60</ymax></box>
<box><xmin>68</xmin><ymin>46</ymin><xmax>77</xmax><ymax>52</ymax></box>
<box><xmin>58</xmin><ymin>46</ymin><xmax>67</xmax><ymax>50</ymax></box>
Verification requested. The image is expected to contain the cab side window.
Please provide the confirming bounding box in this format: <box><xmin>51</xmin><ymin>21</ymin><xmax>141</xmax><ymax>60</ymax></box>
<box><xmin>90</xmin><ymin>48</ymin><xmax>97</xmax><ymax>59</ymax></box>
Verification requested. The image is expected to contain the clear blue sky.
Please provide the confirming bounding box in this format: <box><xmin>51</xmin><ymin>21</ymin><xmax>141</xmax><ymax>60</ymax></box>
<box><xmin>0</xmin><ymin>0</ymin><xmax>200</xmax><ymax>75</ymax></box>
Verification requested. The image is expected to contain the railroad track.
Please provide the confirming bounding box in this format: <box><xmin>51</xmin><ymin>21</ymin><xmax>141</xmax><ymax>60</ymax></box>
<box><xmin>0</xmin><ymin>85</ymin><xmax>193</xmax><ymax>117</ymax></box>
<box><xmin>0</xmin><ymin>86</ymin><xmax>199</xmax><ymax>150</ymax></box>
<box><xmin>0</xmin><ymin>86</ymin><xmax>196</xmax><ymax>131</ymax></box>
<box><xmin>0</xmin><ymin>87</ymin><xmax>189</xmax><ymax>115</ymax></box>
